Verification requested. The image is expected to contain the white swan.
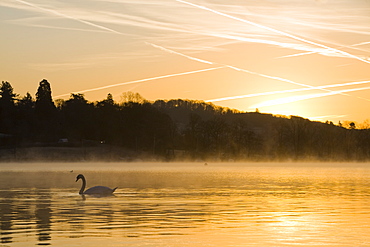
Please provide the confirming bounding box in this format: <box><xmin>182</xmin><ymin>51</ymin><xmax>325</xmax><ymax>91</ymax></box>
<box><xmin>76</xmin><ymin>174</ymin><xmax>117</xmax><ymax>195</ymax></box>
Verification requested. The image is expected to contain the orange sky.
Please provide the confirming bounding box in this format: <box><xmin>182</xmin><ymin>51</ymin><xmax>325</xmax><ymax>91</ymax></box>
<box><xmin>1</xmin><ymin>0</ymin><xmax>370</xmax><ymax>124</ymax></box>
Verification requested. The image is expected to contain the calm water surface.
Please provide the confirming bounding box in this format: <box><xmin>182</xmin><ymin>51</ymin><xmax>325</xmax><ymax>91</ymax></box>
<box><xmin>1</xmin><ymin>162</ymin><xmax>370</xmax><ymax>246</ymax></box>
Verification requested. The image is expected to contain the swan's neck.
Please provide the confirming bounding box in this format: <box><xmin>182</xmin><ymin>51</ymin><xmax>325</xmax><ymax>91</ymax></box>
<box><xmin>79</xmin><ymin>176</ymin><xmax>86</xmax><ymax>194</ymax></box>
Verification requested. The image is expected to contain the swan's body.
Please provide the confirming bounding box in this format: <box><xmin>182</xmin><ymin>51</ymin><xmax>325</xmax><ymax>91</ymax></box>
<box><xmin>76</xmin><ymin>174</ymin><xmax>117</xmax><ymax>195</ymax></box>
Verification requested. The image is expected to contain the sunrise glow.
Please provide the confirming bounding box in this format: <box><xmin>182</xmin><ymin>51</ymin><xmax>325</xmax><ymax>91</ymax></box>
<box><xmin>1</xmin><ymin>0</ymin><xmax>369</xmax><ymax>123</ymax></box>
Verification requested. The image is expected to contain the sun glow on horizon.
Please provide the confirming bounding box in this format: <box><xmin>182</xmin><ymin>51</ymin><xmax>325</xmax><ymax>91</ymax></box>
<box><xmin>1</xmin><ymin>0</ymin><xmax>369</xmax><ymax>123</ymax></box>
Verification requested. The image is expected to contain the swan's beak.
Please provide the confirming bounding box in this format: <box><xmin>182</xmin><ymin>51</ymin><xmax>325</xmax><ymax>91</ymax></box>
<box><xmin>75</xmin><ymin>178</ymin><xmax>79</xmax><ymax>182</ymax></box>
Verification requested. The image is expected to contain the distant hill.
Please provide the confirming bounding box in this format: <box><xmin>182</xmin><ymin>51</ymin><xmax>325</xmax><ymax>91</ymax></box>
<box><xmin>1</xmin><ymin>80</ymin><xmax>369</xmax><ymax>162</ymax></box>
<box><xmin>151</xmin><ymin>99</ymin><xmax>370</xmax><ymax>161</ymax></box>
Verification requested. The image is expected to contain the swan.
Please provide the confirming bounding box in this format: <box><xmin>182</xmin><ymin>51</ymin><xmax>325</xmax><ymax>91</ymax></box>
<box><xmin>76</xmin><ymin>174</ymin><xmax>117</xmax><ymax>195</ymax></box>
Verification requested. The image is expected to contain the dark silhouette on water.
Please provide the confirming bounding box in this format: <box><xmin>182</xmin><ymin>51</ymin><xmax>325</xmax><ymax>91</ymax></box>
<box><xmin>76</xmin><ymin>174</ymin><xmax>117</xmax><ymax>195</ymax></box>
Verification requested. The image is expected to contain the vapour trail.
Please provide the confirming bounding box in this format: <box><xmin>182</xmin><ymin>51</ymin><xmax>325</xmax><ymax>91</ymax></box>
<box><xmin>144</xmin><ymin>40</ymin><xmax>322</xmax><ymax>90</ymax></box>
<box><xmin>14</xmin><ymin>0</ymin><xmax>217</xmax><ymax>67</ymax></box>
<box><xmin>15</xmin><ymin>0</ymin><xmax>369</xmax><ymax>102</ymax></box>
<box><xmin>175</xmin><ymin>0</ymin><xmax>370</xmax><ymax>65</ymax></box>
<box><xmin>355</xmin><ymin>41</ymin><xmax>370</xmax><ymax>46</ymax></box>
<box><xmin>206</xmin><ymin>33</ymin><xmax>330</xmax><ymax>56</ymax></box>
<box><xmin>144</xmin><ymin>42</ymin><xmax>355</xmax><ymax>99</ymax></box>
<box><xmin>54</xmin><ymin>66</ymin><xmax>225</xmax><ymax>98</ymax></box>
<box><xmin>14</xmin><ymin>0</ymin><xmax>225</xmax><ymax>96</ymax></box>
<box><xmin>15</xmin><ymin>0</ymin><xmax>336</xmax><ymax>95</ymax></box>
<box><xmin>206</xmin><ymin>80</ymin><xmax>370</xmax><ymax>103</ymax></box>
<box><xmin>145</xmin><ymin>41</ymin><xmax>322</xmax><ymax>91</ymax></box>
<box><xmin>145</xmin><ymin>43</ymin><xmax>368</xmax><ymax>100</ymax></box>
<box><xmin>277</xmin><ymin>51</ymin><xmax>318</xmax><ymax>59</ymax></box>
<box><xmin>146</xmin><ymin>42</ymin><xmax>214</xmax><ymax>65</ymax></box>
<box><xmin>13</xmin><ymin>0</ymin><xmax>123</xmax><ymax>35</ymax></box>
<box><xmin>11</xmin><ymin>0</ymin><xmax>352</xmax><ymax>87</ymax></box>
<box><xmin>250</xmin><ymin>86</ymin><xmax>370</xmax><ymax>109</ymax></box>
<box><xmin>277</xmin><ymin>41</ymin><xmax>370</xmax><ymax>59</ymax></box>
<box><xmin>308</xmin><ymin>114</ymin><xmax>347</xmax><ymax>121</ymax></box>
<box><xmin>225</xmin><ymin>65</ymin><xmax>330</xmax><ymax>90</ymax></box>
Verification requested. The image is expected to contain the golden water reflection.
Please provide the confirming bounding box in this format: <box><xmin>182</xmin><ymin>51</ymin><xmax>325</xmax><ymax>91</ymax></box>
<box><xmin>1</xmin><ymin>164</ymin><xmax>370</xmax><ymax>246</ymax></box>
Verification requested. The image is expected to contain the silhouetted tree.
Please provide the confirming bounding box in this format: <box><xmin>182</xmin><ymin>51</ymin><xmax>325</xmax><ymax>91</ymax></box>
<box><xmin>273</xmin><ymin>116</ymin><xmax>311</xmax><ymax>159</ymax></box>
<box><xmin>35</xmin><ymin>79</ymin><xmax>56</xmax><ymax>119</ymax></box>
<box><xmin>17</xmin><ymin>92</ymin><xmax>34</xmax><ymax>108</ymax></box>
<box><xmin>34</xmin><ymin>79</ymin><xmax>58</xmax><ymax>142</ymax></box>
<box><xmin>16</xmin><ymin>92</ymin><xmax>35</xmax><ymax>141</ymax></box>
<box><xmin>0</xmin><ymin>81</ymin><xmax>17</xmax><ymax>134</ymax></box>
<box><xmin>0</xmin><ymin>81</ymin><xmax>17</xmax><ymax>104</ymax></box>
<box><xmin>184</xmin><ymin>113</ymin><xmax>202</xmax><ymax>157</ymax></box>
<box><xmin>198</xmin><ymin>117</ymin><xmax>228</xmax><ymax>158</ymax></box>
<box><xmin>95</xmin><ymin>94</ymin><xmax>121</xmax><ymax>144</ymax></box>
<box><xmin>61</xmin><ymin>93</ymin><xmax>95</xmax><ymax>141</ymax></box>
<box><xmin>120</xmin><ymin>91</ymin><xmax>146</xmax><ymax>104</ymax></box>
<box><xmin>2</xmin><ymin>81</ymin><xmax>370</xmax><ymax>161</ymax></box>
<box><xmin>357</xmin><ymin>129</ymin><xmax>370</xmax><ymax>160</ymax></box>
<box><xmin>227</xmin><ymin>118</ymin><xmax>261</xmax><ymax>159</ymax></box>
<box><xmin>120</xmin><ymin>101</ymin><xmax>173</xmax><ymax>154</ymax></box>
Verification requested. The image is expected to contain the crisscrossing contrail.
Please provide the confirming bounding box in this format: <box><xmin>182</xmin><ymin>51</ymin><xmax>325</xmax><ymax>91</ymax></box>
<box><xmin>206</xmin><ymin>80</ymin><xmax>370</xmax><ymax>103</ymax></box>
<box><xmin>54</xmin><ymin>66</ymin><xmax>225</xmax><ymax>98</ymax></box>
<box><xmin>14</xmin><ymin>0</ymin><xmax>123</xmax><ymax>35</ymax></box>
<box><xmin>175</xmin><ymin>0</ymin><xmax>370</xmax><ymax>65</ymax></box>
<box><xmin>15</xmin><ymin>0</ymin><xmax>370</xmax><ymax>105</ymax></box>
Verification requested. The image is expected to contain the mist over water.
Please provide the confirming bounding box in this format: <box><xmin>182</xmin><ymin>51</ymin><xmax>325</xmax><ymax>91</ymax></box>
<box><xmin>1</xmin><ymin>162</ymin><xmax>370</xmax><ymax>246</ymax></box>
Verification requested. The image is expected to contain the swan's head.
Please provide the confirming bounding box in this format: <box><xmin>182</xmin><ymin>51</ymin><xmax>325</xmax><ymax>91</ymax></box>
<box><xmin>76</xmin><ymin>174</ymin><xmax>84</xmax><ymax>182</ymax></box>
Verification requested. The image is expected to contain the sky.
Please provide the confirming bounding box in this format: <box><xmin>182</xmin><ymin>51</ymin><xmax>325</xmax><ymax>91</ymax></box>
<box><xmin>1</xmin><ymin>0</ymin><xmax>370</xmax><ymax>124</ymax></box>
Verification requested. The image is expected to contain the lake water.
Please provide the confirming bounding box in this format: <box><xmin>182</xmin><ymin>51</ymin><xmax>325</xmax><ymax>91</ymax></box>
<box><xmin>1</xmin><ymin>162</ymin><xmax>370</xmax><ymax>246</ymax></box>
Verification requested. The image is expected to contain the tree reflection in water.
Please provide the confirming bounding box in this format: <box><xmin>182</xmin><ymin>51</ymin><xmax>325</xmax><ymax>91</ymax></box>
<box><xmin>35</xmin><ymin>191</ymin><xmax>52</xmax><ymax>245</ymax></box>
<box><xmin>0</xmin><ymin>192</ymin><xmax>13</xmax><ymax>244</ymax></box>
<box><xmin>1</xmin><ymin>166</ymin><xmax>370</xmax><ymax>246</ymax></box>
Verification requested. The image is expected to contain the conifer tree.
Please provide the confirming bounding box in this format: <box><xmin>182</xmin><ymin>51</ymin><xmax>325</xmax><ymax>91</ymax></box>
<box><xmin>34</xmin><ymin>79</ymin><xmax>58</xmax><ymax>141</ymax></box>
<box><xmin>35</xmin><ymin>79</ymin><xmax>56</xmax><ymax>119</ymax></box>
<box><xmin>0</xmin><ymin>81</ymin><xmax>17</xmax><ymax>133</ymax></box>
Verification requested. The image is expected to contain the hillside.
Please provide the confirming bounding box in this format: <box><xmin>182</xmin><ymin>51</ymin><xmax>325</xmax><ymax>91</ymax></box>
<box><xmin>1</xmin><ymin>80</ymin><xmax>369</xmax><ymax>162</ymax></box>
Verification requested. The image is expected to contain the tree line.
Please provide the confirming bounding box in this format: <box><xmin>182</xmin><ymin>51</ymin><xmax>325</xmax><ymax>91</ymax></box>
<box><xmin>1</xmin><ymin>79</ymin><xmax>369</xmax><ymax>161</ymax></box>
